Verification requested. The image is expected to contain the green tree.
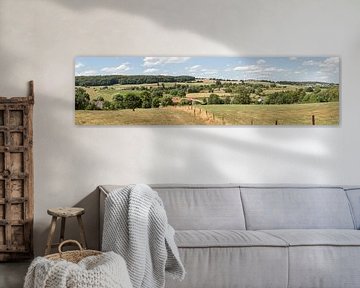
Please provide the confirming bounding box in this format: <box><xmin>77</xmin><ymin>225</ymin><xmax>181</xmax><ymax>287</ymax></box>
<box><xmin>224</xmin><ymin>96</ymin><xmax>231</xmax><ymax>104</ymax></box>
<box><xmin>231</xmin><ymin>86</ymin><xmax>251</xmax><ymax>104</ymax></box>
<box><xmin>103</xmin><ymin>100</ymin><xmax>114</xmax><ymax>110</ymax></box>
<box><xmin>141</xmin><ymin>91</ymin><xmax>152</xmax><ymax>108</ymax></box>
<box><xmin>161</xmin><ymin>96</ymin><xmax>173</xmax><ymax>107</ymax></box>
<box><xmin>75</xmin><ymin>87</ymin><xmax>90</xmax><ymax>110</ymax></box>
<box><xmin>152</xmin><ymin>90</ymin><xmax>163</xmax><ymax>98</ymax></box>
<box><xmin>85</xmin><ymin>101</ymin><xmax>97</xmax><ymax>110</ymax></box>
<box><xmin>178</xmin><ymin>90</ymin><xmax>186</xmax><ymax>98</ymax></box>
<box><xmin>124</xmin><ymin>93</ymin><xmax>142</xmax><ymax>111</ymax></box>
<box><xmin>207</xmin><ymin>94</ymin><xmax>224</xmax><ymax>104</ymax></box>
<box><xmin>231</xmin><ymin>94</ymin><xmax>251</xmax><ymax>104</ymax></box>
<box><xmin>112</xmin><ymin>94</ymin><xmax>125</xmax><ymax>109</ymax></box>
<box><xmin>152</xmin><ymin>97</ymin><xmax>161</xmax><ymax>108</ymax></box>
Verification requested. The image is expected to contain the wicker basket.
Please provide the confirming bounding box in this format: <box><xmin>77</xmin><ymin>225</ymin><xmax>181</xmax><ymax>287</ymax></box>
<box><xmin>45</xmin><ymin>240</ymin><xmax>102</xmax><ymax>263</ymax></box>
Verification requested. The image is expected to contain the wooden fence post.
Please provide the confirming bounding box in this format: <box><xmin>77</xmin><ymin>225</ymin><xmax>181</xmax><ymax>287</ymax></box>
<box><xmin>275</xmin><ymin>120</ymin><xmax>278</xmax><ymax>125</ymax></box>
<box><xmin>312</xmin><ymin>115</ymin><xmax>315</xmax><ymax>125</ymax></box>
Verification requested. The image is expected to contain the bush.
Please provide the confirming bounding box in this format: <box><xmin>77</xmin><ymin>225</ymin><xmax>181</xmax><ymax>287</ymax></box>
<box><xmin>141</xmin><ymin>91</ymin><xmax>152</xmax><ymax>108</ymax></box>
<box><xmin>124</xmin><ymin>93</ymin><xmax>142</xmax><ymax>111</ymax></box>
<box><xmin>231</xmin><ymin>94</ymin><xmax>250</xmax><ymax>104</ymax></box>
<box><xmin>161</xmin><ymin>96</ymin><xmax>173</xmax><ymax>107</ymax></box>
<box><xmin>207</xmin><ymin>94</ymin><xmax>224</xmax><ymax>104</ymax></box>
<box><xmin>75</xmin><ymin>87</ymin><xmax>90</xmax><ymax>110</ymax></box>
<box><xmin>112</xmin><ymin>94</ymin><xmax>124</xmax><ymax>109</ymax></box>
<box><xmin>152</xmin><ymin>97</ymin><xmax>161</xmax><ymax>108</ymax></box>
<box><xmin>103</xmin><ymin>101</ymin><xmax>115</xmax><ymax>110</ymax></box>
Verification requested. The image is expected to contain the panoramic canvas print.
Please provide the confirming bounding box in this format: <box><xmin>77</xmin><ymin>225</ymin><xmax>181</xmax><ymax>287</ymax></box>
<box><xmin>75</xmin><ymin>56</ymin><xmax>340</xmax><ymax>125</ymax></box>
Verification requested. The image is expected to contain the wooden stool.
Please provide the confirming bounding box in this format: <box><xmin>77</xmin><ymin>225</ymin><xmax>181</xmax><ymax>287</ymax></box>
<box><xmin>45</xmin><ymin>207</ymin><xmax>87</xmax><ymax>255</ymax></box>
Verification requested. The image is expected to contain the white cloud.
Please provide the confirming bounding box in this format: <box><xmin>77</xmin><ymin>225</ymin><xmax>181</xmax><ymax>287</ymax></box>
<box><xmin>233</xmin><ymin>65</ymin><xmax>260</xmax><ymax>72</ymax></box>
<box><xmin>303</xmin><ymin>57</ymin><xmax>339</xmax><ymax>69</ymax></box>
<box><xmin>302</xmin><ymin>60</ymin><xmax>318</xmax><ymax>66</ymax></box>
<box><xmin>101</xmin><ymin>63</ymin><xmax>130</xmax><ymax>74</ymax></box>
<box><xmin>200</xmin><ymin>68</ymin><xmax>218</xmax><ymax>75</ymax></box>
<box><xmin>264</xmin><ymin>67</ymin><xmax>286</xmax><ymax>72</ymax></box>
<box><xmin>75</xmin><ymin>62</ymin><xmax>84</xmax><ymax>69</ymax></box>
<box><xmin>143</xmin><ymin>68</ymin><xmax>159</xmax><ymax>73</ymax></box>
<box><xmin>257</xmin><ymin>59</ymin><xmax>266</xmax><ymax>65</ymax></box>
<box><xmin>187</xmin><ymin>65</ymin><xmax>201</xmax><ymax>72</ymax></box>
<box><xmin>323</xmin><ymin>57</ymin><xmax>339</xmax><ymax>65</ymax></box>
<box><xmin>75</xmin><ymin>70</ymin><xmax>98</xmax><ymax>76</ymax></box>
<box><xmin>143</xmin><ymin>57</ymin><xmax>191</xmax><ymax>67</ymax></box>
<box><xmin>319</xmin><ymin>57</ymin><xmax>339</xmax><ymax>72</ymax></box>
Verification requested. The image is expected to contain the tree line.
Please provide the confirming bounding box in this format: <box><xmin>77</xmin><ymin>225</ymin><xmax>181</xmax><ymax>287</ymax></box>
<box><xmin>75</xmin><ymin>75</ymin><xmax>195</xmax><ymax>86</ymax></box>
<box><xmin>75</xmin><ymin>87</ymin><xmax>173</xmax><ymax>111</ymax></box>
<box><xmin>75</xmin><ymin>82</ymin><xmax>339</xmax><ymax>111</ymax></box>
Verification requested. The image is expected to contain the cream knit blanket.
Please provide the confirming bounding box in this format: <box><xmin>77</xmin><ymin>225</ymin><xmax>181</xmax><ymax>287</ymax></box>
<box><xmin>102</xmin><ymin>184</ymin><xmax>185</xmax><ymax>288</ymax></box>
<box><xmin>24</xmin><ymin>251</ymin><xmax>132</xmax><ymax>288</ymax></box>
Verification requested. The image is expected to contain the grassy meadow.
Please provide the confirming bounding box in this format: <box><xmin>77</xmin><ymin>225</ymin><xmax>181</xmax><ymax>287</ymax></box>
<box><xmin>76</xmin><ymin>102</ymin><xmax>339</xmax><ymax>125</ymax></box>
<box><xmin>75</xmin><ymin>107</ymin><xmax>207</xmax><ymax>125</ymax></box>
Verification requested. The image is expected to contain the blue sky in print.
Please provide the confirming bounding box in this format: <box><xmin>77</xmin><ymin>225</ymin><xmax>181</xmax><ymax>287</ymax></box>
<box><xmin>75</xmin><ymin>56</ymin><xmax>340</xmax><ymax>83</ymax></box>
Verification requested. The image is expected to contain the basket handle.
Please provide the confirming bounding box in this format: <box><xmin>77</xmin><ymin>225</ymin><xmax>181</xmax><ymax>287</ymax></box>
<box><xmin>58</xmin><ymin>240</ymin><xmax>83</xmax><ymax>255</ymax></box>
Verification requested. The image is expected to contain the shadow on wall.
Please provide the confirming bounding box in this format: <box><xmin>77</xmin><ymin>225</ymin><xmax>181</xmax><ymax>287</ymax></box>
<box><xmin>0</xmin><ymin>0</ymin><xmax>347</xmax><ymax>256</ymax></box>
<box><xmin>53</xmin><ymin>0</ymin><xmax>342</xmax><ymax>53</ymax></box>
<box><xmin>33</xmin><ymin>94</ymin><xmax>105</xmax><ymax>255</ymax></box>
<box><xmin>38</xmin><ymin>188</ymin><xmax>100</xmax><ymax>256</ymax></box>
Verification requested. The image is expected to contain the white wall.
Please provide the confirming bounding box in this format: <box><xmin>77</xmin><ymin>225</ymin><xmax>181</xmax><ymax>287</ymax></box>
<box><xmin>1</xmin><ymin>0</ymin><xmax>360</xmax><ymax>255</ymax></box>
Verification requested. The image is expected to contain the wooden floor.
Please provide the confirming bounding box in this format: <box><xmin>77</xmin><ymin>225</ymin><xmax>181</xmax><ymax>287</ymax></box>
<box><xmin>0</xmin><ymin>261</ymin><xmax>30</xmax><ymax>288</ymax></box>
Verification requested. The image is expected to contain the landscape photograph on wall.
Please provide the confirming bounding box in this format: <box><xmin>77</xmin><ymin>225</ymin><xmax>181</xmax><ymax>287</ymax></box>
<box><xmin>75</xmin><ymin>56</ymin><xmax>340</xmax><ymax>125</ymax></box>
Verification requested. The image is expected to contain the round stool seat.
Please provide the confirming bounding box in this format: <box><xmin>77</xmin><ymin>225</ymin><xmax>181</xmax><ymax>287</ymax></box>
<box><xmin>47</xmin><ymin>207</ymin><xmax>85</xmax><ymax>218</ymax></box>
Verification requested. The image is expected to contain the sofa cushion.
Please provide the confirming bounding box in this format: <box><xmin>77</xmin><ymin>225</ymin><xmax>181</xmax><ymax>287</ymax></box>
<box><xmin>288</xmin><ymin>246</ymin><xmax>360</xmax><ymax>288</ymax></box>
<box><xmin>100</xmin><ymin>184</ymin><xmax>246</xmax><ymax>230</ymax></box>
<box><xmin>153</xmin><ymin>185</ymin><xmax>246</xmax><ymax>230</ymax></box>
<box><xmin>165</xmin><ymin>247</ymin><xmax>289</xmax><ymax>288</ymax></box>
<box><xmin>261</xmin><ymin>230</ymin><xmax>360</xmax><ymax>287</ymax></box>
<box><xmin>345</xmin><ymin>188</ymin><xmax>360</xmax><ymax>229</ymax></box>
<box><xmin>175</xmin><ymin>230</ymin><xmax>287</xmax><ymax>248</ymax></box>
<box><xmin>262</xmin><ymin>229</ymin><xmax>360</xmax><ymax>246</ymax></box>
<box><xmin>240</xmin><ymin>186</ymin><xmax>355</xmax><ymax>230</ymax></box>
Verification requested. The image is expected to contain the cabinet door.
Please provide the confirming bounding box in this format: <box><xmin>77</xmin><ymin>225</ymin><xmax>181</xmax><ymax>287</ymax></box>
<box><xmin>0</xmin><ymin>104</ymin><xmax>33</xmax><ymax>261</ymax></box>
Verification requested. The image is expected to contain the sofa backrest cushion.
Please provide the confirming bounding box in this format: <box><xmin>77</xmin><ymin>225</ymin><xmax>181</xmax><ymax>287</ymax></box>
<box><xmin>240</xmin><ymin>186</ymin><xmax>355</xmax><ymax>230</ymax></box>
<box><xmin>345</xmin><ymin>188</ymin><xmax>360</xmax><ymax>229</ymax></box>
<box><xmin>153</xmin><ymin>185</ymin><xmax>246</xmax><ymax>230</ymax></box>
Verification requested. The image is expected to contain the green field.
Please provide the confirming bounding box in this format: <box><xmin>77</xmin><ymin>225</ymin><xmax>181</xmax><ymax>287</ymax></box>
<box><xmin>83</xmin><ymin>87</ymin><xmax>143</xmax><ymax>102</ymax></box>
<box><xmin>75</xmin><ymin>102</ymin><xmax>339</xmax><ymax>125</ymax></box>
<box><xmin>75</xmin><ymin>107</ymin><xmax>207</xmax><ymax>125</ymax></box>
<box><xmin>203</xmin><ymin>102</ymin><xmax>339</xmax><ymax>125</ymax></box>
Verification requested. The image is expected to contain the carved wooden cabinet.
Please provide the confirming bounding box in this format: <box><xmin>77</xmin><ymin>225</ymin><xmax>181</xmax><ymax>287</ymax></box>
<box><xmin>0</xmin><ymin>81</ymin><xmax>34</xmax><ymax>261</ymax></box>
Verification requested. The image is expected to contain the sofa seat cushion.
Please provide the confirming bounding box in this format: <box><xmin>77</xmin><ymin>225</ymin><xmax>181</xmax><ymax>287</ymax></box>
<box><xmin>262</xmin><ymin>229</ymin><xmax>360</xmax><ymax>246</ymax></box>
<box><xmin>175</xmin><ymin>230</ymin><xmax>288</xmax><ymax>248</ymax></box>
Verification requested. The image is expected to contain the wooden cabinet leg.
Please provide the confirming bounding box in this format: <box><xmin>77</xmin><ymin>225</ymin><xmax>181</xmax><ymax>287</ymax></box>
<box><xmin>45</xmin><ymin>216</ymin><xmax>57</xmax><ymax>255</ymax></box>
<box><xmin>77</xmin><ymin>215</ymin><xmax>87</xmax><ymax>249</ymax></box>
<box><xmin>60</xmin><ymin>217</ymin><xmax>66</xmax><ymax>243</ymax></box>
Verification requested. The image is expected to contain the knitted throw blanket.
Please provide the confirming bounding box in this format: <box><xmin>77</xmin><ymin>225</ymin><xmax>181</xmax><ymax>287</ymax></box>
<box><xmin>24</xmin><ymin>251</ymin><xmax>133</xmax><ymax>288</ymax></box>
<box><xmin>102</xmin><ymin>184</ymin><xmax>185</xmax><ymax>288</ymax></box>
